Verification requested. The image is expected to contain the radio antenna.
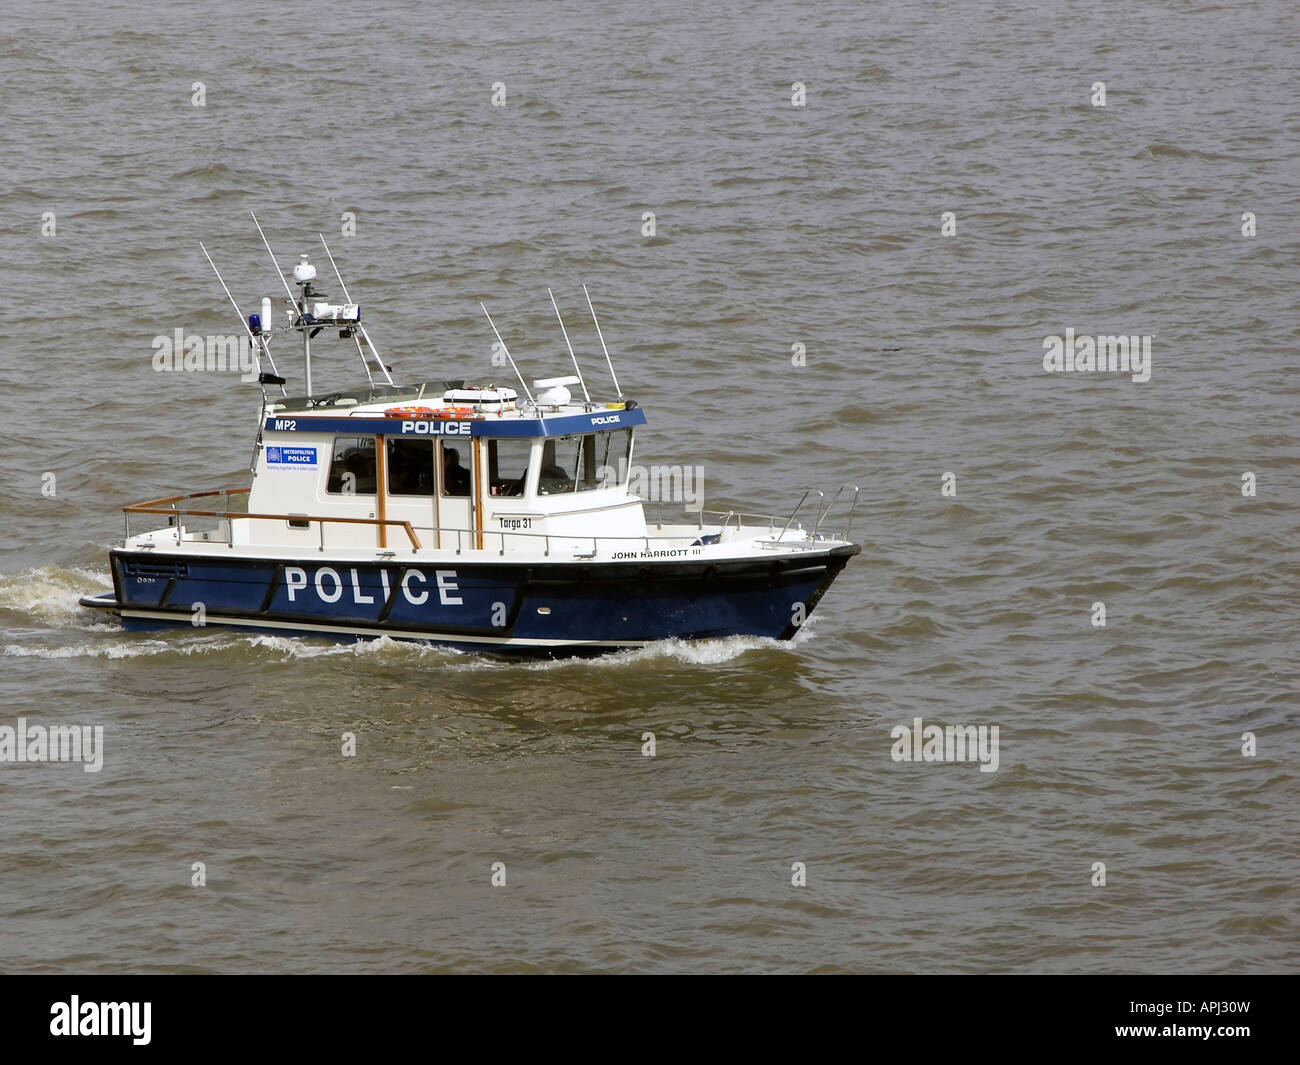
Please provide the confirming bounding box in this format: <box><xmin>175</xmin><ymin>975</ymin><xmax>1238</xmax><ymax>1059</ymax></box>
<box><xmin>251</xmin><ymin>213</ymin><xmax>299</xmax><ymax>310</ymax></box>
<box><xmin>479</xmin><ymin>304</ymin><xmax>537</xmax><ymax>411</ymax></box>
<box><xmin>199</xmin><ymin>241</ymin><xmax>286</xmax><ymax>397</ymax></box>
<box><xmin>318</xmin><ymin>233</ymin><xmax>394</xmax><ymax>387</ymax></box>
<box><xmin>317</xmin><ymin>233</ymin><xmax>353</xmax><ymax>303</ymax></box>
<box><xmin>582</xmin><ymin>284</ymin><xmax>622</xmax><ymax>399</ymax></box>
<box><xmin>252</xmin><ymin>212</ymin><xmax>322</xmax><ymax>395</ymax></box>
<box><xmin>548</xmin><ymin>288</ymin><xmax>591</xmax><ymax>405</ymax></box>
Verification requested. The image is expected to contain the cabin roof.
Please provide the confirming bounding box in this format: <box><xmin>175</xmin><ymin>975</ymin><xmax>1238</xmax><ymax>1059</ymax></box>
<box><xmin>263</xmin><ymin>404</ymin><xmax>645</xmax><ymax>438</ymax></box>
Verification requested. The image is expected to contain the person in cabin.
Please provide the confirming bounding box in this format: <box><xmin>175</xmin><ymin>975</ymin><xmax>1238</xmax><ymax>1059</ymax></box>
<box><xmin>537</xmin><ymin>439</ymin><xmax>575</xmax><ymax>494</ymax></box>
<box><xmin>442</xmin><ymin>447</ymin><xmax>471</xmax><ymax>496</ymax></box>
<box><xmin>345</xmin><ymin>444</ymin><xmax>377</xmax><ymax>494</ymax></box>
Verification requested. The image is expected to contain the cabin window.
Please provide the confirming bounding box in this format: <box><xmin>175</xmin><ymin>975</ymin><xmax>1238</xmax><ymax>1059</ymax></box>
<box><xmin>326</xmin><ymin>436</ymin><xmax>376</xmax><ymax>494</ymax></box>
<box><xmin>537</xmin><ymin>430</ymin><xmax>631</xmax><ymax>494</ymax></box>
<box><xmin>488</xmin><ymin>439</ymin><xmax>532</xmax><ymax>497</ymax></box>
<box><xmin>540</xmin><ymin>434</ymin><xmax>591</xmax><ymax>494</ymax></box>
<box><xmin>439</xmin><ymin>441</ymin><xmax>472</xmax><ymax>497</ymax></box>
<box><xmin>387</xmin><ymin>438</ymin><xmax>435</xmax><ymax>496</ymax></box>
<box><xmin>591</xmin><ymin>428</ymin><xmax>631</xmax><ymax>487</ymax></box>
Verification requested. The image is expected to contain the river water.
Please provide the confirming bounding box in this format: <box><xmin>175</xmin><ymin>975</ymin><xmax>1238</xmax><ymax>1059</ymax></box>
<box><xmin>0</xmin><ymin>0</ymin><xmax>1296</xmax><ymax>972</ymax></box>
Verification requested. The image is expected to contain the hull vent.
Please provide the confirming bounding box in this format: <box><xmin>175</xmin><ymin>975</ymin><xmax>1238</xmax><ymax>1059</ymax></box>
<box><xmin>121</xmin><ymin>559</ymin><xmax>189</xmax><ymax>579</ymax></box>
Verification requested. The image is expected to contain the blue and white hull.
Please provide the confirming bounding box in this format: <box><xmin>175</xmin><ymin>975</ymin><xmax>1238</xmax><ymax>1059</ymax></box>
<box><xmin>81</xmin><ymin>544</ymin><xmax>860</xmax><ymax>654</ymax></box>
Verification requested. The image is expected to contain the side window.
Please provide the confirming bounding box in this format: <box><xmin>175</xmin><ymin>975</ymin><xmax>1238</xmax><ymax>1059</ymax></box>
<box><xmin>488</xmin><ymin>438</ymin><xmax>533</xmax><ymax>497</ymax></box>
<box><xmin>387</xmin><ymin>438</ymin><xmax>435</xmax><ymax>496</ymax></box>
<box><xmin>440</xmin><ymin>441</ymin><xmax>471</xmax><ymax>497</ymax></box>
<box><xmin>326</xmin><ymin>437</ymin><xmax>376</xmax><ymax>494</ymax></box>
<box><xmin>592</xmin><ymin>429</ymin><xmax>631</xmax><ymax>487</ymax></box>
<box><xmin>538</xmin><ymin>435</ymin><xmax>614</xmax><ymax>494</ymax></box>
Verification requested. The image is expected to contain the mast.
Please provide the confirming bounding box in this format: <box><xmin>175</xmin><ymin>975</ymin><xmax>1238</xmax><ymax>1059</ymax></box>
<box><xmin>292</xmin><ymin>253</ymin><xmax>319</xmax><ymax>397</ymax></box>
<box><xmin>199</xmin><ymin>242</ymin><xmax>286</xmax><ymax>399</ymax></box>
<box><xmin>319</xmin><ymin>233</ymin><xmax>394</xmax><ymax>387</ymax></box>
<box><xmin>583</xmin><ymin>284</ymin><xmax>623</xmax><ymax>400</ymax></box>
<box><xmin>549</xmin><ymin>288</ymin><xmax>592</xmax><ymax>406</ymax></box>
<box><xmin>251</xmin><ymin>213</ymin><xmax>313</xmax><ymax>395</ymax></box>
<box><xmin>480</xmin><ymin>304</ymin><xmax>538</xmax><ymax>412</ymax></box>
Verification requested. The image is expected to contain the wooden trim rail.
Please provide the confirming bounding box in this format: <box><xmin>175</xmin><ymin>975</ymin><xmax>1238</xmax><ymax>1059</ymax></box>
<box><xmin>123</xmin><ymin>490</ymin><xmax>422</xmax><ymax>551</ymax></box>
<box><xmin>127</xmin><ymin>487</ymin><xmax>251</xmax><ymax>510</ymax></box>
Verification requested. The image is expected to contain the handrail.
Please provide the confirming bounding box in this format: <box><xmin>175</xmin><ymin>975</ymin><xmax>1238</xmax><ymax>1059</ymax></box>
<box><xmin>402</xmin><ymin>522</ymin><xmax>714</xmax><ymax>552</ymax></box>
<box><xmin>125</xmin><ymin>487</ymin><xmax>251</xmax><ymax>510</ymax></box>
<box><xmin>776</xmin><ymin>490</ymin><xmax>820</xmax><ymax>543</ymax></box>
<box><xmin>122</xmin><ymin>508</ymin><xmax>743</xmax><ymax>556</ymax></box>
<box><xmin>841</xmin><ymin>485</ymin><xmax>861</xmax><ymax>541</ymax></box>
<box><xmin>813</xmin><ymin>487</ymin><xmax>839</xmax><ymax>537</ymax></box>
<box><xmin>125</xmin><ymin>491</ymin><xmax>805</xmax><ymax>537</ymax></box>
<box><xmin>125</xmin><ymin>503</ymin><xmax>422</xmax><ymax>550</ymax></box>
<box><xmin>120</xmin><ymin>484</ymin><xmax>860</xmax><ymax>557</ymax></box>
<box><xmin>698</xmin><ymin>507</ymin><xmax>791</xmax><ymax>531</ymax></box>
<box><xmin>809</xmin><ymin>484</ymin><xmax>860</xmax><ymax>541</ymax></box>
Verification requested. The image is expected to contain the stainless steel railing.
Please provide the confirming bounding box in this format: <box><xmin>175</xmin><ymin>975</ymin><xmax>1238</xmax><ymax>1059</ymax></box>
<box><xmin>121</xmin><ymin>484</ymin><xmax>862</xmax><ymax>557</ymax></box>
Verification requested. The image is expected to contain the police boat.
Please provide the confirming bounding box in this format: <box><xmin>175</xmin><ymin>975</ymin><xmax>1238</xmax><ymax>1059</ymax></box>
<box><xmin>80</xmin><ymin>219</ymin><xmax>861</xmax><ymax>654</ymax></box>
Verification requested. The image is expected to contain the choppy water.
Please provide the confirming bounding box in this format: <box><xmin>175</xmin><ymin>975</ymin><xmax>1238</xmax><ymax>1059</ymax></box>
<box><xmin>0</xmin><ymin>0</ymin><xmax>1296</xmax><ymax>973</ymax></box>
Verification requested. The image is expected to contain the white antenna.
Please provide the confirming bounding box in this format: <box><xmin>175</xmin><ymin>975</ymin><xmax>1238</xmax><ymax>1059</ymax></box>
<box><xmin>317</xmin><ymin>233</ymin><xmax>353</xmax><ymax>303</ymax></box>
<box><xmin>479</xmin><ymin>303</ymin><xmax>537</xmax><ymax>411</ymax></box>
<box><xmin>250</xmin><ymin>213</ymin><xmax>299</xmax><ymax>309</ymax></box>
<box><xmin>199</xmin><ymin>241</ymin><xmax>286</xmax><ymax>396</ymax></box>
<box><xmin>583</xmin><ymin>284</ymin><xmax>622</xmax><ymax>399</ymax></box>
<box><xmin>548</xmin><ymin>288</ymin><xmax>591</xmax><ymax>405</ymax></box>
<box><xmin>357</xmin><ymin>325</ymin><xmax>392</xmax><ymax>385</ymax></box>
<box><xmin>250</xmin><ymin>212</ymin><xmax>320</xmax><ymax>395</ymax></box>
<box><xmin>318</xmin><ymin>233</ymin><xmax>394</xmax><ymax>387</ymax></box>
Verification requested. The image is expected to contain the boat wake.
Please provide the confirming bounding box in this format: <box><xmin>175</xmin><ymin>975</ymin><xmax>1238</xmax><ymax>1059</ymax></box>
<box><xmin>0</xmin><ymin>567</ymin><xmax>814</xmax><ymax>667</ymax></box>
<box><xmin>0</xmin><ymin>566</ymin><xmax>113</xmax><ymax>626</ymax></box>
<box><xmin>241</xmin><ymin>630</ymin><xmax>805</xmax><ymax>670</ymax></box>
<box><xmin>2</xmin><ymin>636</ymin><xmax>245</xmax><ymax>660</ymax></box>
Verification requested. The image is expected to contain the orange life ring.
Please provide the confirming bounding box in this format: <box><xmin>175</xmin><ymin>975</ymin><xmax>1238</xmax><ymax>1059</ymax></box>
<box><xmin>385</xmin><ymin>405</ymin><xmax>438</xmax><ymax>418</ymax></box>
<box><xmin>433</xmin><ymin>406</ymin><xmax>476</xmax><ymax>419</ymax></box>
